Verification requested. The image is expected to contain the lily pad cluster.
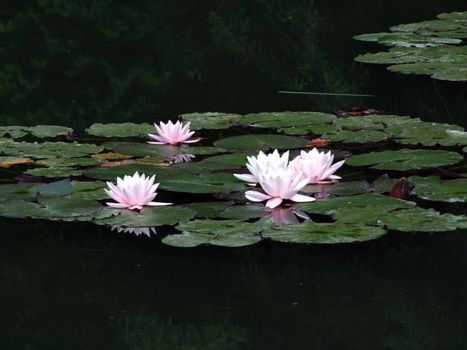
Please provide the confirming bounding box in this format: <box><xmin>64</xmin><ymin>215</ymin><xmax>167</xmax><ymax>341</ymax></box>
<box><xmin>0</xmin><ymin>111</ymin><xmax>466</xmax><ymax>247</ymax></box>
<box><xmin>354</xmin><ymin>11</ymin><xmax>467</xmax><ymax>81</ymax></box>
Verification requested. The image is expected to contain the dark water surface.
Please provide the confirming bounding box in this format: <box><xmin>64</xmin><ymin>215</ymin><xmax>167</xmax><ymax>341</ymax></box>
<box><xmin>1</xmin><ymin>1</ymin><xmax>467</xmax><ymax>349</ymax></box>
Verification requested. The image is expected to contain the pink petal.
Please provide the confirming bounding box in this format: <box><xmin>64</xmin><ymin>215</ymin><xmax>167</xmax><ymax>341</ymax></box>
<box><xmin>266</xmin><ymin>197</ymin><xmax>283</xmax><ymax>208</ymax></box>
<box><xmin>147</xmin><ymin>201</ymin><xmax>172</xmax><ymax>206</ymax></box>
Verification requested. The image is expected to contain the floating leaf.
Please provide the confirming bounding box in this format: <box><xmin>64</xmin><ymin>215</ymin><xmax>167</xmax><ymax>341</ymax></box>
<box><xmin>186</xmin><ymin>202</ymin><xmax>234</xmax><ymax>218</ymax></box>
<box><xmin>84</xmin><ymin>164</ymin><xmax>178</xmax><ymax>180</ymax></box>
<box><xmin>0</xmin><ymin>183</ymin><xmax>36</xmax><ymax>201</ymax></box>
<box><xmin>70</xmin><ymin>181</ymin><xmax>108</xmax><ymax>201</ymax></box>
<box><xmin>0</xmin><ymin>140</ymin><xmax>103</xmax><ymax>159</ymax></box>
<box><xmin>28</xmin><ymin>125</ymin><xmax>73</xmax><ymax>139</ymax></box>
<box><xmin>29</xmin><ymin>179</ymin><xmax>73</xmax><ymax>197</ymax></box>
<box><xmin>0</xmin><ymin>156</ymin><xmax>34</xmax><ymax>168</ymax></box>
<box><xmin>180</xmin><ymin>112</ymin><xmax>242</xmax><ymax>130</ymax></box>
<box><xmin>159</xmin><ymin>173</ymin><xmax>245</xmax><ymax>193</ymax></box>
<box><xmin>347</xmin><ymin>149</ymin><xmax>463</xmax><ymax>170</ymax></box>
<box><xmin>380</xmin><ymin>208</ymin><xmax>467</xmax><ymax>232</ymax></box>
<box><xmin>409</xmin><ymin>176</ymin><xmax>467</xmax><ymax>203</ymax></box>
<box><xmin>95</xmin><ymin>206</ymin><xmax>195</xmax><ymax>227</ymax></box>
<box><xmin>36</xmin><ymin>157</ymin><xmax>101</xmax><ymax>167</ymax></box>
<box><xmin>214</xmin><ymin>134</ymin><xmax>307</xmax><ymax>150</ymax></box>
<box><xmin>219</xmin><ymin>204</ymin><xmax>269</xmax><ymax>219</ymax></box>
<box><xmin>164</xmin><ymin>219</ymin><xmax>265</xmax><ymax>247</ymax></box>
<box><xmin>236</xmin><ymin>112</ymin><xmax>335</xmax><ymax>129</ymax></box>
<box><xmin>24</xmin><ymin>167</ymin><xmax>83</xmax><ymax>178</ymax></box>
<box><xmin>262</xmin><ymin>221</ymin><xmax>387</xmax><ymax>244</ymax></box>
<box><xmin>86</xmin><ymin>123</ymin><xmax>155</xmax><ymax>138</ymax></box>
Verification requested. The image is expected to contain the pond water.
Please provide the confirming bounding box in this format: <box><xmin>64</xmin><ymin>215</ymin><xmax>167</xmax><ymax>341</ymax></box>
<box><xmin>1</xmin><ymin>1</ymin><xmax>466</xmax><ymax>349</ymax></box>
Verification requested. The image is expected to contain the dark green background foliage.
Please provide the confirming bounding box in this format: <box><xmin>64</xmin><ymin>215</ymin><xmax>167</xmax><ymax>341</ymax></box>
<box><xmin>0</xmin><ymin>0</ymin><xmax>466</xmax><ymax>128</ymax></box>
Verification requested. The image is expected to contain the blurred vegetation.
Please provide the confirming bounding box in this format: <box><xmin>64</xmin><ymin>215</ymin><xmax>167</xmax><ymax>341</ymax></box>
<box><xmin>0</xmin><ymin>0</ymin><xmax>465</xmax><ymax>129</ymax></box>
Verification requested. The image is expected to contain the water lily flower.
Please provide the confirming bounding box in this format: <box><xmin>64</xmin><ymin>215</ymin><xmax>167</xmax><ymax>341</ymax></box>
<box><xmin>245</xmin><ymin>167</ymin><xmax>315</xmax><ymax>208</ymax></box>
<box><xmin>147</xmin><ymin>120</ymin><xmax>199</xmax><ymax>145</ymax></box>
<box><xmin>111</xmin><ymin>226</ymin><xmax>157</xmax><ymax>237</ymax></box>
<box><xmin>290</xmin><ymin>148</ymin><xmax>345</xmax><ymax>184</ymax></box>
<box><xmin>105</xmin><ymin>172</ymin><xmax>172</xmax><ymax>210</ymax></box>
<box><xmin>234</xmin><ymin>149</ymin><xmax>289</xmax><ymax>186</ymax></box>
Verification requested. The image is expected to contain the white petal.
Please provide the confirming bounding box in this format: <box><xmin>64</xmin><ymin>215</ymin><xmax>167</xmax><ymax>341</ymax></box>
<box><xmin>147</xmin><ymin>201</ymin><xmax>172</xmax><ymax>206</ymax></box>
<box><xmin>245</xmin><ymin>190</ymin><xmax>271</xmax><ymax>202</ymax></box>
<box><xmin>290</xmin><ymin>194</ymin><xmax>316</xmax><ymax>202</ymax></box>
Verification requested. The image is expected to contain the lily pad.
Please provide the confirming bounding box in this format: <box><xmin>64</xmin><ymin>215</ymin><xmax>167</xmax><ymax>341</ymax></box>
<box><xmin>84</xmin><ymin>164</ymin><xmax>178</xmax><ymax>180</ymax></box>
<box><xmin>86</xmin><ymin>122</ymin><xmax>155</xmax><ymax>138</ymax></box>
<box><xmin>0</xmin><ymin>125</ymin><xmax>72</xmax><ymax>139</ymax></box>
<box><xmin>219</xmin><ymin>204</ymin><xmax>270</xmax><ymax>219</ymax></box>
<box><xmin>409</xmin><ymin>176</ymin><xmax>467</xmax><ymax>203</ymax></box>
<box><xmin>70</xmin><ymin>181</ymin><xmax>108</xmax><ymax>201</ymax></box>
<box><xmin>29</xmin><ymin>179</ymin><xmax>73</xmax><ymax>197</ymax></box>
<box><xmin>346</xmin><ymin>149</ymin><xmax>463</xmax><ymax>171</ymax></box>
<box><xmin>106</xmin><ymin>142</ymin><xmax>223</xmax><ymax>157</ymax></box>
<box><xmin>236</xmin><ymin>112</ymin><xmax>335</xmax><ymax>129</ymax></box>
<box><xmin>0</xmin><ymin>156</ymin><xmax>34</xmax><ymax>168</ymax></box>
<box><xmin>262</xmin><ymin>221</ymin><xmax>387</xmax><ymax>244</ymax></box>
<box><xmin>0</xmin><ymin>140</ymin><xmax>103</xmax><ymax>159</ymax></box>
<box><xmin>214</xmin><ymin>134</ymin><xmax>307</xmax><ymax>150</ymax></box>
<box><xmin>95</xmin><ymin>206</ymin><xmax>195</xmax><ymax>227</ymax></box>
<box><xmin>380</xmin><ymin>208</ymin><xmax>467</xmax><ymax>232</ymax></box>
<box><xmin>159</xmin><ymin>173</ymin><xmax>245</xmax><ymax>193</ymax></box>
<box><xmin>24</xmin><ymin>167</ymin><xmax>83</xmax><ymax>178</ymax></box>
<box><xmin>164</xmin><ymin>219</ymin><xmax>265</xmax><ymax>247</ymax></box>
<box><xmin>186</xmin><ymin>202</ymin><xmax>234</xmax><ymax>218</ymax></box>
<box><xmin>180</xmin><ymin>112</ymin><xmax>242</xmax><ymax>130</ymax></box>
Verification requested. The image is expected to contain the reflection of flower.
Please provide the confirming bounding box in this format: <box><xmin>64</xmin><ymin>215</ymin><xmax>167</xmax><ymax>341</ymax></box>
<box><xmin>105</xmin><ymin>172</ymin><xmax>172</xmax><ymax>210</ymax></box>
<box><xmin>234</xmin><ymin>150</ymin><xmax>289</xmax><ymax>185</ymax></box>
<box><xmin>290</xmin><ymin>148</ymin><xmax>344</xmax><ymax>184</ymax></box>
<box><xmin>111</xmin><ymin>226</ymin><xmax>157</xmax><ymax>237</ymax></box>
<box><xmin>245</xmin><ymin>167</ymin><xmax>315</xmax><ymax>209</ymax></box>
<box><xmin>147</xmin><ymin>120</ymin><xmax>199</xmax><ymax>145</ymax></box>
<box><xmin>167</xmin><ymin>153</ymin><xmax>195</xmax><ymax>163</ymax></box>
<box><xmin>267</xmin><ymin>207</ymin><xmax>310</xmax><ymax>225</ymax></box>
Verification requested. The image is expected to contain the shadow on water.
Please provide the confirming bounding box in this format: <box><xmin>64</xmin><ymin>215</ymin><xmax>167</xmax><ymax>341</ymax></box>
<box><xmin>0</xmin><ymin>0</ymin><xmax>465</xmax><ymax>129</ymax></box>
<box><xmin>1</xmin><ymin>218</ymin><xmax>466</xmax><ymax>349</ymax></box>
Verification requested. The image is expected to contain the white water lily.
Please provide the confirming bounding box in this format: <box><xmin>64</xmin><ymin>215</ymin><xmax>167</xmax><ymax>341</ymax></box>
<box><xmin>105</xmin><ymin>172</ymin><xmax>172</xmax><ymax>210</ymax></box>
<box><xmin>234</xmin><ymin>149</ymin><xmax>289</xmax><ymax>185</ymax></box>
<box><xmin>245</xmin><ymin>167</ymin><xmax>315</xmax><ymax>208</ymax></box>
<box><xmin>148</xmin><ymin>120</ymin><xmax>199</xmax><ymax>145</ymax></box>
<box><xmin>111</xmin><ymin>226</ymin><xmax>157</xmax><ymax>237</ymax></box>
<box><xmin>290</xmin><ymin>148</ymin><xmax>345</xmax><ymax>184</ymax></box>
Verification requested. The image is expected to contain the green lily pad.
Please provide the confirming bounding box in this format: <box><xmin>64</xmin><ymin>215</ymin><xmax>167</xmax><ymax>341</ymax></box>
<box><xmin>325</xmin><ymin>129</ymin><xmax>388</xmax><ymax>143</ymax></box>
<box><xmin>219</xmin><ymin>204</ymin><xmax>269</xmax><ymax>219</ymax></box>
<box><xmin>38</xmin><ymin>197</ymin><xmax>103</xmax><ymax>219</ymax></box>
<box><xmin>95</xmin><ymin>206</ymin><xmax>195</xmax><ymax>227</ymax></box>
<box><xmin>0</xmin><ymin>183</ymin><xmax>36</xmax><ymax>201</ymax></box>
<box><xmin>409</xmin><ymin>175</ymin><xmax>467</xmax><ymax>203</ymax></box>
<box><xmin>185</xmin><ymin>202</ymin><xmax>234</xmax><ymax>218</ymax></box>
<box><xmin>180</xmin><ymin>112</ymin><xmax>242</xmax><ymax>130</ymax></box>
<box><xmin>236</xmin><ymin>112</ymin><xmax>335</xmax><ymax>129</ymax></box>
<box><xmin>159</xmin><ymin>173</ymin><xmax>245</xmax><ymax>193</ymax></box>
<box><xmin>24</xmin><ymin>167</ymin><xmax>83</xmax><ymax>178</ymax></box>
<box><xmin>304</xmin><ymin>181</ymin><xmax>370</xmax><ymax>196</ymax></box>
<box><xmin>296</xmin><ymin>193</ymin><xmax>415</xmax><ymax>215</ymax></box>
<box><xmin>84</xmin><ymin>164</ymin><xmax>178</xmax><ymax>181</ymax></box>
<box><xmin>70</xmin><ymin>181</ymin><xmax>108</xmax><ymax>201</ymax></box>
<box><xmin>380</xmin><ymin>208</ymin><xmax>467</xmax><ymax>232</ymax></box>
<box><xmin>262</xmin><ymin>221</ymin><xmax>387</xmax><ymax>244</ymax></box>
<box><xmin>106</xmin><ymin>142</ymin><xmax>223</xmax><ymax>157</ymax></box>
<box><xmin>214</xmin><ymin>134</ymin><xmax>307</xmax><ymax>150</ymax></box>
<box><xmin>346</xmin><ymin>149</ymin><xmax>463</xmax><ymax>171</ymax></box>
<box><xmin>28</xmin><ymin>125</ymin><xmax>73</xmax><ymax>139</ymax></box>
<box><xmin>164</xmin><ymin>219</ymin><xmax>264</xmax><ymax>247</ymax></box>
<box><xmin>0</xmin><ymin>140</ymin><xmax>103</xmax><ymax>159</ymax></box>
<box><xmin>30</xmin><ymin>179</ymin><xmax>73</xmax><ymax>197</ymax></box>
<box><xmin>86</xmin><ymin>122</ymin><xmax>155</xmax><ymax>138</ymax></box>
<box><xmin>0</xmin><ymin>125</ymin><xmax>72</xmax><ymax>139</ymax></box>
<box><xmin>36</xmin><ymin>157</ymin><xmax>102</xmax><ymax>168</ymax></box>
<box><xmin>279</xmin><ymin>123</ymin><xmax>337</xmax><ymax>136</ymax></box>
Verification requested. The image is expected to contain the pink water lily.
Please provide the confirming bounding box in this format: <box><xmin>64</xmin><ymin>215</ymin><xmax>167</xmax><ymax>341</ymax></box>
<box><xmin>245</xmin><ymin>167</ymin><xmax>315</xmax><ymax>208</ymax></box>
<box><xmin>290</xmin><ymin>148</ymin><xmax>345</xmax><ymax>184</ymax></box>
<box><xmin>148</xmin><ymin>120</ymin><xmax>200</xmax><ymax>145</ymax></box>
<box><xmin>234</xmin><ymin>149</ymin><xmax>289</xmax><ymax>186</ymax></box>
<box><xmin>105</xmin><ymin>172</ymin><xmax>172</xmax><ymax>210</ymax></box>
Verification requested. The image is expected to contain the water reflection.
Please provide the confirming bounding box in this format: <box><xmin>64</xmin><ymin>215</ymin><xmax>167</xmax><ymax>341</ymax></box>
<box><xmin>266</xmin><ymin>207</ymin><xmax>310</xmax><ymax>225</ymax></box>
<box><xmin>167</xmin><ymin>153</ymin><xmax>195</xmax><ymax>164</ymax></box>
<box><xmin>111</xmin><ymin>226</ymin><xmax>157</xmax><ymax>237</ymax></box>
